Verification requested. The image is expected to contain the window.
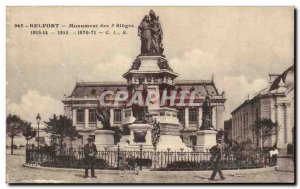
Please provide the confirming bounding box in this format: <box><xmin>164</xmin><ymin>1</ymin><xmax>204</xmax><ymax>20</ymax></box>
<box><xmin>77</xmin><ymin>109</ymin><xmax>84</xmax><ymax>123</ymax></box>
<box><xmin>177</xmin><ymin>109</ymin><xmax>185</xmax><ymax>123</ymax></box>
<box><xmin>114</xmin><ymin>109</ymin><xmax>122</xmax><ymax>123</ymax></box>
<box><xmin>189</xmin><ymin>108</ymin><xmax>197</xmax><ymax>123</ymax></box>
<box><xmin>89</xmin><ymin>109</ymin><xmax>96</xmax><ymax>123</ymax></box>
<box><xmin>190</xmin><ymin>136</ymin><xmax>197</xmax><ymax>146</ymax></box>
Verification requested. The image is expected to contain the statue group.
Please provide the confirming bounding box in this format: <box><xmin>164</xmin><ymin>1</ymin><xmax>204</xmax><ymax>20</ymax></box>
<box><xmin>138</xmin><ymin>10</ymin><xmax>164</xmax><ymax>55</ymax></box>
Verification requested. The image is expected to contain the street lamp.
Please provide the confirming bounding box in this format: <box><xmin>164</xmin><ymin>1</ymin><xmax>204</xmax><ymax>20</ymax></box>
<box><xmin>36</xmin><ymin>113</ymin><xmax>41</xmax><ymax>149</ymax></box>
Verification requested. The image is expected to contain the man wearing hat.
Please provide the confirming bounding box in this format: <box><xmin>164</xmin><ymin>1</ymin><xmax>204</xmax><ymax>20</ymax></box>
<box><xmin>209</xmin><ymin>138</ymin><xmax>225</xmax><ymax>181</ymax></box>
<box><xmin>84</xmin><ymin>136</ymin><xmax>97</xmax><ymax>178</ymax></box>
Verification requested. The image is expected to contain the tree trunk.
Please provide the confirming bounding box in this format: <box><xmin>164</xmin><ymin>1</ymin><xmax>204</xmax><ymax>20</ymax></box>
<box><xmin>11</xmin><ymin>136</ymin><xmax>14</xmax><ymax>155</ymax></box>
<box><xmin>60</xmin><ymin>137</ymin><xmax>63</xmax><ymax>150</ymax></box>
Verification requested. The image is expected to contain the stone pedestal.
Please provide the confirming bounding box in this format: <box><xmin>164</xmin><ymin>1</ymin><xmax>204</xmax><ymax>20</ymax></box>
<box><xmin>155</xmin><ymin>108</ymin><xmax>191</xmax><ymax>151</ymax></box>
<box><xmin>156</xmin><ymin>135</ymin><xmax>190</xmax><ymax>151</ymax></box>
<box><xmin>125</xmin><ymin>123</ymin><xmax>153</xmax><ymax>150</ymax></box>
<box><xmin>94</xmin><ymin>130</ymin><xmax>115</xmax><ymax>150</ymax></box>
<box><xmin>195</xmin><ymin>130</ymin><xmax>217</xmax><ymax>152</ymax></box>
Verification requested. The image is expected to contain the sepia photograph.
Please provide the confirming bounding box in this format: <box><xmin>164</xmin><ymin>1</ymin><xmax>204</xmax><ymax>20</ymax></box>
<box><xmin>6</xmin><ymin>6</ymin><xmax>295</xmax><ymax>184</ymax></box>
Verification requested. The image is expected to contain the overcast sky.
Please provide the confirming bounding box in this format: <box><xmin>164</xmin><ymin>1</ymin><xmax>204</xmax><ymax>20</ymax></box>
<box><xmin>7</xmin><ymin>7</ymin><xmax>294</xmax><ymax>124</ymax></box>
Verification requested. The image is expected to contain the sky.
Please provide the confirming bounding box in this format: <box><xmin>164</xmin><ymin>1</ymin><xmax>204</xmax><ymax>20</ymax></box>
<box><xmin>6</xmin><ymin>7</ymin><xmax>294</xmax><ymax>124</ymax></box>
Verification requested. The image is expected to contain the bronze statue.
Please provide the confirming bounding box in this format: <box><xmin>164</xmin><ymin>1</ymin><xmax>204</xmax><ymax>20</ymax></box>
<box><xmin>200</xmin><ymin>95</ymin><xmax>214</xmax><ymax>130</ymax></box>
<box><xmin>96</xmin><ymin>105</ymin><xmax>111</xmax><ymax>129</ymax></box>
<box><xmin>138</xmin><ymin>15</ymin><xmax>152</xmax><ymax>54</ymax></box>
<box><xmin>131</xmin><ymin>85</ymin><xmax>149</xmax><ymax>123</ymax></box>
<box><xmin>138</xmin><ymin>10</ymin><xmax>164</xmax><ymax>55</ymax></box>
<box><xmin>149</xmin><ymin>10</ymin><xmax>164</xmax><ymax>54</ymax></box>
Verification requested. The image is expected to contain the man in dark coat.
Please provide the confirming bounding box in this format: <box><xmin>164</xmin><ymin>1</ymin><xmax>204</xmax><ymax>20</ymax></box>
<box><xmin>209</xmin><ymin>138</ymin><xmax>225</xmax><ymax>181</ymax></box>
<box><xmin>84</xmin><ymin>136</ymin><xmax>97</xmax><ymax>178</ymax></box>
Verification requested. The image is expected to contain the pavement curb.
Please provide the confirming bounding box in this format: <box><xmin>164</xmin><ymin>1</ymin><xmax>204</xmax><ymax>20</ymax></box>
<box><xmin>23</xmin><ymin>163</ymin><xmax>276</xmax><ymax>175</ymax></box>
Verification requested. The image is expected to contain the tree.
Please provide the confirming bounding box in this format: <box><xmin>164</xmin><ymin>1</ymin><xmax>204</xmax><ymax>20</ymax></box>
<box><xmin>224</xmin><ymin>119</ymin><xmax>232</xmax><ymax>145</ymax></box>
<box><xmin>216</xmin><ymin>128</ymin><xmax>225</xmax><ymax>140</ymax></box>
<box><xmin>22</xmin><ymin>121</ymin><xmax>37</xmax><ymax>146</ymax></box>
<box><xmin>67</xmin><ymin>126</ymin><xmax>80</xmax><ymax>147</ymax></box>
<box><xmin>44</xmin><ymin>114</ymin><xmax>79</xmax><ymax>149</ymax></box>
<box><xmin>151</xmin><ymin>119</ymin><xmax>160</xmax><ymax>148</ymax></box>
<box><xmin>252</xmin><ymin>118</ymin><xmax>280</xmax><ymax>150</ymax></box>
<box><xmin>111</xmin><ymin>126</ymin><xmax>122</xmax><ymax>145</ymax></box>
<box><xmin>6</xmin><ymin>114</ymin><xmax>25</xmax><ymax>155</ymax></box>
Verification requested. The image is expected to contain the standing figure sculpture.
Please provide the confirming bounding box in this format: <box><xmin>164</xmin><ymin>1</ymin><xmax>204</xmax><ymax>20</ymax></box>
<box><xmin>138</xmin><ymin>15</ymin><xmax>152</xmax><ymax>54</ymax></box>
<box><xmin>132</xmin><ymin>85</ymin><xmax>149</xmax><ymax>123</ymax></box>
<box><xmin>138</xmin><ymin>10</ymin><xmax>164</xmax><ymax>55</ymax></box>
<box><xmin>149</xmin><ymin>10</ymin><xmax>164</xmax><ymax>54</ymax></box>
<box><xmin>200</xmin><ymin>95</ymin><xmax>214</xmax><ymax>130</ymax></box>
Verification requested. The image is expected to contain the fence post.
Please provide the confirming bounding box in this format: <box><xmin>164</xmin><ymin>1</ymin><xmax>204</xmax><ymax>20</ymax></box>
<box><xmin>104</xmin><ymin>147</ymin><xmax>107</xmax><ymax>163</ymax></box>
<box><xmin>139</xmin><ymin>144</ymin><xmax>143</xmax><ymax>171</ymax></box>
<box><xmin>153</xmin><ymin>146</ymin><xmax>157</xmax><ymax>170</ymax></box>
<box><xmin>180</xmin><ymin>148</ymin><xmax>184</xmax><ymax>161</ymax></box>
<box><xmin>25</xmin><ymin>145</ymin><xmax>28</xmax><ymax>164</ymax></box>
<box><xmin>117</xmin><ymin>144</ymin><xmax>120</xmax><ymax>169</ymax></box>
<box><xmin>167</xmin><ymin>148</ymin><xmax>170</xmax><ymax>170</ymax></box>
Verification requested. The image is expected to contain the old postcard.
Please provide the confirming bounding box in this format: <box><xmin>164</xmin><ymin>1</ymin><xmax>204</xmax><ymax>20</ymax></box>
<box><xmin>6</xmin><ymin>7</ymin><xmax>295</xmax><ymax>184</ymax></box>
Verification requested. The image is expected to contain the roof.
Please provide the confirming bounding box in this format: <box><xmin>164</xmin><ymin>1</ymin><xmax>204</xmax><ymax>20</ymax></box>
<box><xmin>231</xmin><ymin>65</ymin><xmax>294</xmax><ymax>115</ymax></box>
<box><xmin>270</xmin><ymin>65</ymin><xmax>294</xmax><ymax>91</ymax></box>
<box><xmin>70</xmin><ymin>79</ymin><xmax>220</xmax><ymax>98</ymax></box>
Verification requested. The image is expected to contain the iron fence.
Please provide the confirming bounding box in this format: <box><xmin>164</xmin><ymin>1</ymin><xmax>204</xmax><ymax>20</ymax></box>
<box><xmin>25</xmin><ymin>145</ymin><xmax>277</xmax><ymax>171</ymax></box>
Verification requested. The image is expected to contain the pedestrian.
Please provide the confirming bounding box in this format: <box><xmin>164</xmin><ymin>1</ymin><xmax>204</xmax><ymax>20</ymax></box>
<box><xmin>209</xmin><ymin>138</ymin><xmax>225</xmax><ymax>181</ymax></box>
<box><xmin>84</xmin><ymin>136</ymin><xmax>97</xmax><ymax>178</ymax></box>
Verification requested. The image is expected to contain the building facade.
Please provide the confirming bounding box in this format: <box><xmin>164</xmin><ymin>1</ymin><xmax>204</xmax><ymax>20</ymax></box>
<box><xmin>231</xmin><ymin>65</ymin><xmax>294</xmax><ymax>151</ymax></box>
<box><xmin>62</xmin><ymin>79</ymin><xmax>226</xmax><ymax>148</ymax></box>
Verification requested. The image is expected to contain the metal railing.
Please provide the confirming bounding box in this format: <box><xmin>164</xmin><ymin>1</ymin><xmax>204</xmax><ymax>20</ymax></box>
<box><xmin>25</xmin><ymin>145</ymin><xmax>277</xmax><ymax>171</ymax></box>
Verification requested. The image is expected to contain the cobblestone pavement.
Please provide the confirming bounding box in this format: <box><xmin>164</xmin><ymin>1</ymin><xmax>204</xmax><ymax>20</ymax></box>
<box><xmin>6</xmin><ymin>150</ymin><xmax>294</xmax><ymax>184</ymax></box>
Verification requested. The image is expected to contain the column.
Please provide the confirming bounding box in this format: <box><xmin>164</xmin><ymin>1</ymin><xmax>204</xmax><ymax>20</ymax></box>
<box><xmin>198</xmin><ymin>107</ymin><xmax>202</xmax><ymax>128</ymax></box>
<box><xmin>122</xmin><ymin>108</ymin><xmax>125</xmax><ymax>123</ymax></box>
<box><xmin>286</xmin><ymin>104</ymin><xmax>292</xmax><ymax>144</ymax></box>
<box><xmin>284</xmin><ymin>104</ymin><xmax>289</xmax><ymax>144</ymax></box>
<box><xmin>184</xmin><ymin>107</ymin><xmax>189</xmax><ymax>129</ymax></box>
<box><xmin>212</xmin><ymin>106</ymin><xmax>217</xmax><ymax>129</ymax></box>
<box><xmin>216</xmin><ymin>105</ymin><xmax>225</xmax><ymax>130</ymax></box>
<box><xmin>72</xmin><ymin>109</ymin><xmax>77</xmax><ymax>126</ymax></box>
<box><xmin>110</xmin><ymin>108</ymin><xmax>114</xmax><ymax>126</ymax></box>
<box><xmin>84</xmin><ymin>108</ymin><xmax>89</xmax><ymax>129</ymax></box>
<box><xmin>275</xmin><ymin>105</ymin><xmax>278</xmax><ymax>146</ymax></box>
<box><xmin>276</xmin><ymin>104</ymin><xmax>285</xmax><ymax>148</ymax></box>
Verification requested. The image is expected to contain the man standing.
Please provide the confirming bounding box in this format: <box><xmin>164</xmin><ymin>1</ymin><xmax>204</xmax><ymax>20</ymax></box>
<box><xmin>84</xmin><ymin>136</ymin><xmax>97</xmax><ymax>178</ymax></box>
<box><xmin>209</xmin><ymin>138</ymin><xmax>225</xmax><ymax>181</ymax></box>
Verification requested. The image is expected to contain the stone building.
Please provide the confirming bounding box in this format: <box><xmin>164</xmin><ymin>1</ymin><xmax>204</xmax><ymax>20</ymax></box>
<box><xmin>231</xmin><ymin>65</ymin><xmax>294</xmax><ymax>151</ymax></box>
<box><xmin>62</xmin><ymin>79</ymin><xmax>226</xmax><ymax>148</ymax></box>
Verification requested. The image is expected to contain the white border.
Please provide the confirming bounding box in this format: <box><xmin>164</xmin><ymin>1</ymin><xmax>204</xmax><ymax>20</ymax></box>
<box><xmin>0</xmin><ymin>0</ymin><xmax>298</xmax><ymax>188</ymax></box>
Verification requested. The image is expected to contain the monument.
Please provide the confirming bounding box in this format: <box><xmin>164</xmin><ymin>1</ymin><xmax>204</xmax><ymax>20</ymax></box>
<box><xmin>195</xmin><ymin>96</ymin><xmax>217</xmax><ymax>152</ymax></box>
<box><xmin>94</xmin><ymin>106</ymin><xmax>115</xmax><ymax>150</ymax></box>
<box><xmin>123</xmin><ymin>10</ymin><xmax>190</xmax><ymax>151</ymax></box>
